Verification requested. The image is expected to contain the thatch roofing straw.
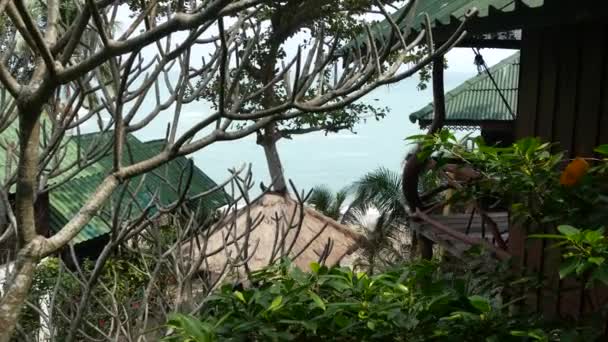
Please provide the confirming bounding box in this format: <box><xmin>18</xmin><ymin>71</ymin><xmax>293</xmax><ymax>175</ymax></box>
<box><xmin>183</xmin><ymin>193</ymin><xmax>364</xmax><ymax>278</ymax></box>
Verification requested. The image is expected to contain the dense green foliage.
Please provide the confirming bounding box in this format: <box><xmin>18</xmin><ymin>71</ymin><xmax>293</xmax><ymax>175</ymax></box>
<box><xmin>410</xmin><ymin>132</ymin><xmax>608</xmax><ymax>287</ymax></box>
<box><xmin>164</xmin><ymin>259</ymin><xmax>595</xmax><ymax>341</ymax></box>
<box><xmin>532</xmin><ymin>225</ymin><xmax>608</xmax><ymax>288</ymax></box>
<box><xmin>409</xmin><ymin>131</ymin><xmax>608</xmax><ymax>231</ymax></box>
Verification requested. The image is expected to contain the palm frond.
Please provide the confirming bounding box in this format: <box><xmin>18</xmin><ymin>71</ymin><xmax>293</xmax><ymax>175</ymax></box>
<box><xmin>308</xmin><ymin>185</ymin><xmax>339</xmax><ymax>220</ymax></box>
<box><xmin>348</xmin><ymin>167</ymin><xmax>405</xmax><ymax>222</ymax></box>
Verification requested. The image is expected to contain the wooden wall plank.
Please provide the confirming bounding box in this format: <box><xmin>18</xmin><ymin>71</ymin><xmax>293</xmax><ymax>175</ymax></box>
<box><xmin>524</xmin><ymin>225</ymin><xmax>544</xmax><ymax>312</ymax></box>
<box><xmin>541</xmin><ymin>225</ymin><xmax>560</xmax><ymax>320</ymax></box>
<box><xmin>507</xmin><ymin>221</ymin><xmax>526</xmax><ymax>309</ymax></box>
<box><xmin>598</xmin><ymin>25</ymin><xmax>608</xmax><ymax>147</ymax></box>
<box><xmin>573</xmin><ymin>23</ymin><xmax>606</xmax><ymax>156</ymax></box>
<box><xmin>553</xmin><ymin>29</ymin><xmax>580</xmax><ymax>155</ymax></box>
<box><xmin>559</xmin><ymin>278</ymin><xmax>584</xmax><ymax>320</ymax></box>
<box><xmin>535</xmin><ymin>31</ymin><xmax>559</xmax><ymax>141</ymax></box>
<box><xmin>515</xmin><ymin>29</ymin><xmax>542</xmax><ymax>139</ymax></box>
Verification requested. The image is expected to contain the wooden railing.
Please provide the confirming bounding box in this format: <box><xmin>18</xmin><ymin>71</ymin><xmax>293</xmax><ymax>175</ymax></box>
<box><xmin>412</xmin><ymin>209</ymin><xmax>511</xmax><ymax>260</ymax></box>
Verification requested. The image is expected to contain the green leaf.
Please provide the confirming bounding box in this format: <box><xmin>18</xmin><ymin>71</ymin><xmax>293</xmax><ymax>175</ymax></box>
<box><xmin>591</xmin><ymin>266</ymin><xmax>608</xmax><ymax>285</ymax></box>
<box><xmin>584</xmin><ymin>229</ymin><xmax>605</xmax><ymax>243</ymax></box>
<box><xmin>588</xmin><ymin>257</ymin><xmax>605</xmax><ymax>266</ymax></box>
<box><xmin>277</xmin><ymin>319</ymin><xmax>318</xmax><ymax>332</ymax></box>
<box><xmin>234</xmin><ymin>291</ymin><xmax>246</xmax><ymax>303</ymax></box>
<box><xmin>333</xmin><ymin>314</ymin><xmax>350</xmax><ymax>328</ymax></box>
<box><xmin>557</xmin><ymin>225</ymin><xmax>581</xmax><ymax>237</ymax></box>
<box><xmin>268</xmin><ymin>295</ymin><xmax>283</xmax><ymax>312</ymax></box>
<box><xmin>559</xmin><ymin>259</ymin><xmax>579</xmax><ymax>279</ymax></box>
<box><xmin>396</xmin><ymin>284</ymin><xmax>409</xmax><ymax>293</ymax></box>
<box><xmin>308</xmin><ymin>291</ymin><xmax>326</xmax><ymax>311</ymax></box>
<box><xmin>528</xmin><ymin>234</ymin><xmax>567</xmax><ymax>240</ymax></box>
<box><xmin>594</xmin><ymin>144</ymin><xmax>608</xmax><ymax>156</ymax></box>
<box><xmin>321</xmin><ymin>278</ymin><xmax>351</xmax><ymax>291</ymax></box>
<box><xmin>511</xmin><ymin>329</ymin><xmax>548</xmax><ymax>341</ymax></box>
<box><xmin>166</xmin><ymin>314</ymin><xmax>214</xmax><ymax>342</ymax></box>
<box><xmin>468</xmin><ymin>295</ymin><xmax>491</xmax><ymax>313</ymax></box>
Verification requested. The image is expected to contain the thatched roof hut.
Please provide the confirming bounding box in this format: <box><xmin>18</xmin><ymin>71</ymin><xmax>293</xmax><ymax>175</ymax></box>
<box><xmin>183</xmin><ymin>193</ymin><xmax>363</xmax><ymax>280</ymax></box>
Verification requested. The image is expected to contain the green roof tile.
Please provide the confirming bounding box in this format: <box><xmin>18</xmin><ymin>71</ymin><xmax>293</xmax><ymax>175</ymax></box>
<box><xmin>409</xmin><ymin>52</ymin><xmax>519</xmax><ymax>127</ymax></box>
<box><xmin>49</xmin><ymin>173</ymin><xmax>112</xmax><ymax>244</ymax></box>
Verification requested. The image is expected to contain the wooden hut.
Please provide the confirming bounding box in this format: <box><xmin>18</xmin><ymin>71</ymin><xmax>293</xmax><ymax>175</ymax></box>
<box><xmin>346</xmin><ymin>0</ymin><xmax>608</xmax><ymax>320</ymax></box>
<box><xmin>410</xmin><ymin>52</ymin><xmax>519</xmax><ymax>146</ymax></box>
<box><xmin>182</xmin><ymin>193</ymin><xmax>363</xmax><ymax>283</ymax></box>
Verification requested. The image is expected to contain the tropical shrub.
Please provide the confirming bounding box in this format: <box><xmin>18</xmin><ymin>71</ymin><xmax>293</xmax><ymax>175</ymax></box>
<box><xmin>164</xmin><ymin>259</ymin><xmax>595</xmax><ymax>341</ymax></box>
<box><xmin>532</xmin><ymin>225</ymin><xmax>608</xmax><ymax>288</ymax></box>
<box><xmin>408</xmin><ymin>131</ymin><xmax>608</xmax><ymax>231</ymax></box>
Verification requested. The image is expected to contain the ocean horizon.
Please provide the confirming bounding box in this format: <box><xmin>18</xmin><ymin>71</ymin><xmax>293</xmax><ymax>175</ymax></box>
<box><xmin>134</xmin><ymin>48</ymin><xmax>515</xmax><ymax>195</ymax></box>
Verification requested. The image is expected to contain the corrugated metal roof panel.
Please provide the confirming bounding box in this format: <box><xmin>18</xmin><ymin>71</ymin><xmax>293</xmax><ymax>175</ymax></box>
<box><xmin>50</xmin><ymin>133</ymin><xmax>232</xmax><ymax>244</ymax></box>
<box><xmin>344</xmin><ymin>0</ymin><xmax>544</xmax><ymax>52</ymax></box>
<box><xmin>0</xmin><ymin>118</ymin><xmax>106</xmax><ymax>185</ymax></box>
<box><xmin>49</xmin><ymin>173</ymin><xmax>112</xmax><ymax>244</ymax></box>
<box><xmin>409</xmin><ymin>52</ymin><xmax>519</xmax><ymax>126</ymax></box>
<box><xmin>0</xmin><ymin>124</ymin><xmax>231</xmax><ymax>244</ymax></box>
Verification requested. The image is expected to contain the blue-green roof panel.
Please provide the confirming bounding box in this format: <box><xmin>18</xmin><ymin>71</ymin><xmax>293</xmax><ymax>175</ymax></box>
<box><xmin>409</xmin><ymin>52</ymin><xmax>519</xmax><ymax>127</ymax></box>
<box><xmin>50</xmin><ymin>134</ymin><xmax>232</xmax><ymax>244</ymax></box>
<box><xmin>344</xmin><ymin>0</ymin><xmax>544</xmax><ymax>52</ymax></box>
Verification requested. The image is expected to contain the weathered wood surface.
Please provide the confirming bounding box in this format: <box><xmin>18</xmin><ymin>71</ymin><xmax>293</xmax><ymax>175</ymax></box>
<box><xmin>413</xmin><ymin>212</ymin><xmax>509</xmax><ymax>257</ymax></box>
<box><xmin>516</xmin><ymin>22</ymin><xmax>608</xmax><ymax>157</ymax></box>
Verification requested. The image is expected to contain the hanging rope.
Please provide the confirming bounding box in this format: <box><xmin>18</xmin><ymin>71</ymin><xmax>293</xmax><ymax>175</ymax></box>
<box><xmin>472</xmin><ymin>47</ymin><xmax>516</xmax><ymax>120</ymax></box>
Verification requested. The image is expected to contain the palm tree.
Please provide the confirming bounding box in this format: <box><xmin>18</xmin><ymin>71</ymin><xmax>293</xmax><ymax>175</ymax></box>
<box><xmin>308</xmin><ymin>168</ymin><xmax>411</xmax><ymax>273</ymax></box>
<box><xmin>307</xmin><ymin>185</ymin><xmax>348</xmax><ymax>221</ymax></box>
<box><xmin>346</xmin><ymin>167</ymin><xmax>406</xmax><ymax>223</ymax></box>
<box><xmin>342</xmin><ymin>203</ymin><xmax>409</xmax><ymax>273</ymax></box>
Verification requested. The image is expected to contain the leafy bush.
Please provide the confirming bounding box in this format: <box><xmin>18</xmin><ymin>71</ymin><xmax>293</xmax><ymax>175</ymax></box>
<box><xmin>409</xmin><ymin>132</ymin><xmax>608</xmax><ymax>231</ymax></box>
<box><xmin>164</xmin><ymin>259</ymin><xmax>592</xmax><ymax>341</ymax></box>
<box><xmin>532</xmin><ymin>225</ymin><xmax>608</xmax><ymax>288</ymax></box>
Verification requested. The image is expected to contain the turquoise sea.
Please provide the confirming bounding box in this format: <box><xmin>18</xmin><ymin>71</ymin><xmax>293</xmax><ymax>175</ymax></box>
<box><xmin>135</xmin><ymin>49</ymin><xmax>514</xmax><ymax>194</ymax></box>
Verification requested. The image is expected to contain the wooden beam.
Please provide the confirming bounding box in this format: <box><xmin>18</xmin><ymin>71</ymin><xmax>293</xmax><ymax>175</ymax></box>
<box><xmin>457</xmin><ymin>38</ymin><xmax>520</xmax><ymax>49</ymax></box>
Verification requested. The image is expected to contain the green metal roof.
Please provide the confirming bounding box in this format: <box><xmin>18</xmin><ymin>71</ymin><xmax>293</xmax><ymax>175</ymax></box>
<box><xmin>0</xmin><ymin>122</ymin><xmax>230</xmax><ymax>244</ymax></box>
<box><xmin>0</xmin><ymin>118</ymin><xmax>106</xmax><ymax>186</ymax></box>
<box><xmin>409</xmin><ymin>52</ymin><xmax>519</xmax><ymax>128</ymax></box>
<box><xmin>48</xmin><ymin>133</ymin><xmax>231</xmax><ymax>244</ymax></box>
<box><xmin>344</xmin><ymin>0</ymin><xmax>544</xmax><ymax>52</ymax></box>
<box><xmin>49</xmin><ymin>173</ymin><xmax>112</xmax><ymax>244</ymax></box>
<box><xmin>73</xmin><ymin>134</ymin><xmax>229</xmax><ymax>208</ymax></box>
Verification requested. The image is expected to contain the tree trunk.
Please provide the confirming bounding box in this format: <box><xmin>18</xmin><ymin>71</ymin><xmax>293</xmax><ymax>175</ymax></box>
<box><xmin>16</xmin><ymin>111</ymin><xmax>41</xmax><ymax>245</ymax></box>
<box><xmin>0</xmin><ymin>240</ymin><xmax>42</xmax><ymax>342</ymax></box>
<box><xmin>402</xmin><ymin>58</ymin><xmax>446</xmax><ymax>260</ymax></box>
<box><xmin>259</xmin><ymin>125</ymin><xmax>287</xmax><ymax>193</ymax></box>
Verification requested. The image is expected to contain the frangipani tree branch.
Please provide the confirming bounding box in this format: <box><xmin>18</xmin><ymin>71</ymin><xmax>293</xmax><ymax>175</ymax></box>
<box><xmin>0</xmin><ymin>1</ymin><xmax>478</xmax><ymax>338</ymax></box>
